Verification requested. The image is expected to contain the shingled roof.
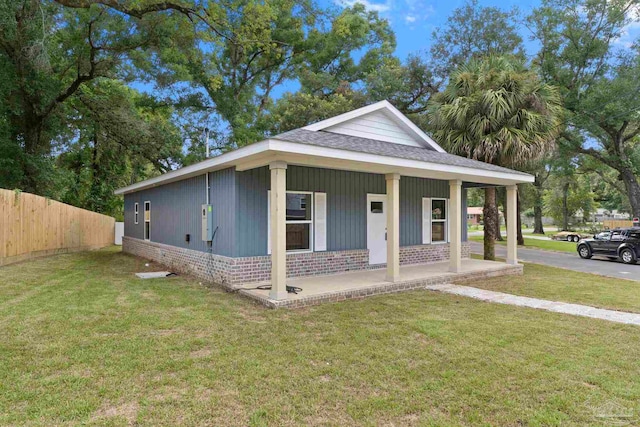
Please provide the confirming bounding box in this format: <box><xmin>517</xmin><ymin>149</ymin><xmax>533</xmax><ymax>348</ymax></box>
<box><xmin>274</xmin><ymin>129</ymin><xmax>530</xmax><ymax>177</ymax></box>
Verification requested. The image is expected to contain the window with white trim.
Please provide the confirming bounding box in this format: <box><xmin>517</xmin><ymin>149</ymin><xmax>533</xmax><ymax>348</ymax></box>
<box><xmin>286</xmin><ymin>192</ymin><xmax>312</xmax><ymax>251</ymax></box>
<box><xmin>134</xmin><ymin>202</ymin><xmax>139</xmax><ymax>225</ymax></box>
<box><xmin>144</xmin><ymin>201</ymin><xmax>151</xmax><ymax>240</ymax></box>
<box><xmin>431</xmin><ymin>198</ymin><xmax>448</xmax><ymax>243</ymax></box>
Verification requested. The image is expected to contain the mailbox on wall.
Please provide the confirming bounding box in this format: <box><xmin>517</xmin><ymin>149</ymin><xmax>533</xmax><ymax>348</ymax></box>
<box><xmin>201</xmin><ymin>204</ymin><xmax>214</xmax><ymax>242</ymax></box>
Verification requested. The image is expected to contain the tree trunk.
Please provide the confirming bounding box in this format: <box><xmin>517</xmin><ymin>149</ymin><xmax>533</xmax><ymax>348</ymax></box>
<box><xmin>517</xmin><ymin>188</ymin><xmax>524</xmax><ymax>245</ymax></box>
<box><xmin>562</xmin><ymin>182</ymin><xmax>570</xmax><ymax>231</ymax></box>
<box><xmin>533</xmin><ymin>175</ymin><xmax>545</xmax><ymax>234</ymax></box>
<box><xmin>483</xmin><ymin>187</ymin><xmax>497</xmax><ymax>261</ymax></box>
<box><xmin>621</xmin><ymin>168</ymin><xmax>640</xmax><ymax>219</ymax></box>
<box><xmin>496</xmin><ymin>187</ymin><xmax>504</xmax><ymax>241</ymax></box>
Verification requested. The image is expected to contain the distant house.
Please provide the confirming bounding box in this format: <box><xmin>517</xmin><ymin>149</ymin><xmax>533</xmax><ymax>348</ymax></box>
<box><xmin>115</xmin><ymin>101</ymin><xmax>533</xmax><ymax>307</ymax></box>
<box><xmin>592</xmin><ymin>208</ymin><xmax>630</xmax><ymax>222</ymax></box>
<box><xmin>467</xmin><ymin>207</ymin><xmax>483</xmax><ymax>225</ymax></box>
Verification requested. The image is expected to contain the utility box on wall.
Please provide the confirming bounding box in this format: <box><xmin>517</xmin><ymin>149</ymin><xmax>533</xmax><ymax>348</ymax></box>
<box><xmin>201</xmin><ymin>204</ymin><xmax>214</xmax><ymax>241</ymax></box>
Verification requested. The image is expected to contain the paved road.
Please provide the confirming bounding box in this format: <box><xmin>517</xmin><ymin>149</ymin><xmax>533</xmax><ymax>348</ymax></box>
<box><xmin>468</xmin><ymin>227</ymin><xmax>558</xmax><ymax>238</ymax></box>
<box><xmin>469</xmin><ymin>241</ymin><xmax>640</xmax><ymax>281</ymax></box>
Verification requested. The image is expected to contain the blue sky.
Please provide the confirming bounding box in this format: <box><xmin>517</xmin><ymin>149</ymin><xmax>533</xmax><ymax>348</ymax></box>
<box><xmin>328</xmin><ymin>0</ymin><xmax>640</xmax><ymax>59</ymax></box>
<box><xmin>331</xmin><ymin>0</ymin><xmax>541</xmax><ymax>59</ymax></box>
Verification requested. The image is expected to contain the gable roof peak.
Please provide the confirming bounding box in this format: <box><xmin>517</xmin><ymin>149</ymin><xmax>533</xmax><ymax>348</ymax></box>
<box><xmin>302</xmin><ymin>100</ymin><xmax>445</xmax><ymax>152</ymax></box>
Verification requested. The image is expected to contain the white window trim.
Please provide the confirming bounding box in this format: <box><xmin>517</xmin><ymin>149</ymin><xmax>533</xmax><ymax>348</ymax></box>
<box><xmin>285</xmin><ymin>190</ymin><xmax>314</xmax><ymax>254</ymax></box>
<box><xmin>134</xmin><ymin>202</ymin><xmax>139</xmax><ymax>225</ymax></box>
<box><xmin>144</xmin><ymin>201</ymin><xmax>151</xmax><ymax>241</ymax></box>
<box><xmin>268</xmin><ymin>190</ymin><xmax>316</xmax><ymax>254</ymax></box>
<box><xmin>430</xmin><ymin>198</ymin><xmax>449</xmax><ymax>244</ymax></box>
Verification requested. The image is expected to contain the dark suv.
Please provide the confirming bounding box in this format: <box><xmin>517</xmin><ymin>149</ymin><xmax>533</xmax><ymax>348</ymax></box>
<box><xmin>577</xmin><ymin>228</ymin><xmax>640</xmax><ymax>264</ymax></box>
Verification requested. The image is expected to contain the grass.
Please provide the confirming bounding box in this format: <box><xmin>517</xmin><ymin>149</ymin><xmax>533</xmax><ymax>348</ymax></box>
<box><xmin>467</xmin><ymin>261</ymin><xmax>640</xmax><ymax>314</ymax></box>
<box><xmin>2</xmin><ymin>248</ymin><xmax>640</xmax><ymax>426</ymax></box>
<box><xmin>470</xmin><ymin>235</ymin><xmax>577</xmax><ymax>253</ymax></box>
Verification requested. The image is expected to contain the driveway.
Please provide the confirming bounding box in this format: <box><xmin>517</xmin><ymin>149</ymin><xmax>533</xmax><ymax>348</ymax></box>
<box><xmin>469</xmin><ymin>241</ymin><xmax>640</xmax><ymax>282</ymax></box>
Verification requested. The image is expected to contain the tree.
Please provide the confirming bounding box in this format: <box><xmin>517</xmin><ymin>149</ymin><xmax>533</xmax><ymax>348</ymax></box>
<box><xmin>428</xmin><ymin>56</ymin><xmax>562</xmax><ymax>259</ymax></box>
<box><xmin>529</xmin><ymin>0</ymin><xmax>640</xmax><ymax>217</ymax></box>
<box><xmin>0</xmin><ymin>0</ymin><xmax>176</xmax><ymax>195</ymax></box>
<box><xmin>136</xmin><ymin>2</ymin><xmax>396</xmax><ymax>148</ymax></box>
<box><xmin>544</xmin><ymin>169</ymin><xmax>596</xmax><ymax>230</ymax></box>
<box><xmin>261</xmin><ymin>91</ymin><xmax>365</xmax><ymax>136</ymax></box>
<box><xmin>57</xmin><ymin>80</ymin><xmax>183</xmax><ymax>217</ymax></box>
<box><xmin>261</xmin><ymin>55</ymin><xmax>440</xmax><ymax>135</ymax></box>
<box><xmin>429</xmin><ymin>0</ymin><xmax>525</xmax><ymax>78</ymax></box>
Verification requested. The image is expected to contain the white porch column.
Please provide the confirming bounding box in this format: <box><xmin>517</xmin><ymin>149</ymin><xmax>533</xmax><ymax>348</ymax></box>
<box><xmin>449</xmin><ymin>180</ymin><xmax>462</xmax><ymax>273</ymax></box>
<box><xmin>386</xmin><ymin>173</ymin><xmax>400</xmax><ymax>282</ymax></box>
<box><xmin>270</xmin><ymin>161</ymin><xmax>288</xmax><ymax>300</ymax></box>
<box><xmin>506</xmin><ymin>185</ymin><xmax>518</xmax><ymax>265</ymax></box>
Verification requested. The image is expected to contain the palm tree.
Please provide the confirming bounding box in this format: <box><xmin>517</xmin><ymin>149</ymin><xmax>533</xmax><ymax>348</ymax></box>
<box><xmin>429</xmin><ymin>56</ymin><xmax>562</xmax><ymax>260</ymax></box>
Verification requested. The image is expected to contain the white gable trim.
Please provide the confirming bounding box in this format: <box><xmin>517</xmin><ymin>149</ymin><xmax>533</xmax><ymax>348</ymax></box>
<box><xmin>302</xmin><ymin>100</ymin><xmax>446</xmax><ymax>153</ymax></box>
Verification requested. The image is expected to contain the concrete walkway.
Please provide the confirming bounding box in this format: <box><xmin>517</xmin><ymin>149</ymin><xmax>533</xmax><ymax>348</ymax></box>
<box><xmin>426</xmin><ymin>283</ymin><xmax>640</xmax><ymax>326</ymax></box>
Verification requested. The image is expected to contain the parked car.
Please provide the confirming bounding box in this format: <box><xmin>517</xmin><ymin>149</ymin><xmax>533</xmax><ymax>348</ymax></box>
<box><xmin>577</xmin><ymin>227</ymin><xmax>640</xmax><ymax>264</ymax></box>
<box><xmin>552</xmin><ymin>231</ymin><xmax>583</xmax><ymax>242</ymax></box>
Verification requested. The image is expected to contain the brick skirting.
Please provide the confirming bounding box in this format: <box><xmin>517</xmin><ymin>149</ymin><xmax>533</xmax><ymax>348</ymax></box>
<box><xmin>123</xmin><ymin>237</ymin><xmax>471</xmax><ymax>287</ymax></box>
<box><xmin>123</xmin><ymin>237</ymin><xmax>237</xmax><ymax>288</ymax></box>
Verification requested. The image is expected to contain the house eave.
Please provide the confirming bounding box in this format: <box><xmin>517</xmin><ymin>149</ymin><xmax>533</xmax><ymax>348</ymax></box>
<box><xmin>115</xmin><ymin>138</ymin><xmax>533</xmax><ymax>195</ymax></box>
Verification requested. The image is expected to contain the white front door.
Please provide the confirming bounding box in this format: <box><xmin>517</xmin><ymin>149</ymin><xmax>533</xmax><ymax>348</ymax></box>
<box><xmin>367</xmin><ymin>194</ymin><xmax>387</xmax><ymax>265</ymax></box>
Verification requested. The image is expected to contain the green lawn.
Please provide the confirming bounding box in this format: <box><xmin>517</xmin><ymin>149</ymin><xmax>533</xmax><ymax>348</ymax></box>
<box><xmin>468</xmin><ymin>261</ymin><xmax>640</xmax><ymax>314</ymax></box>
<box><xmin>2</xmin><ymin>248</ymin><xmax>640</xmax><ymax>426</ymax></box>
<box><xmin>470</xmin><ymin>235</ymin><xmax>577</xmax><ymax>253</ymax></box>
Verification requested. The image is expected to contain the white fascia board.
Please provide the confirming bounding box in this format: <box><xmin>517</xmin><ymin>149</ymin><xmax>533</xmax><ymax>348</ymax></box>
<box><xmin>114</xmin><ymin>139</ymin><xmax>271</xmax><ymax>195</ymax></box>
<box><xmin>268</xmin><ymin>139</ymin><xmax>534</xmax><ymax>185</ymax></box>
<box><xmin>302</xmin><ymin>100</ymin><xmax>446</xmax><ymax>153</ymax></box>
<box><xmin>116</xmin><ymin>137</ymin><xmax>533</xmax><ymax>195</ymax></box>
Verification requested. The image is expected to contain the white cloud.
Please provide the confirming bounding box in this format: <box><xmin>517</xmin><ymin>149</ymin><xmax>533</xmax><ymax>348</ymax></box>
<box><xmin>336</xmin><ymin>0</ymin><xmax>392</xmax><ymax>13</ymax></box>
<box><xmin>335</xmin><ymin>0</ymin><xmax>436</xmax><ymax>28</ymax></box>
<box><xmin>615</xmin><ymin>20</ymin><xmax>640</xmax><ymax>48</ymax></box>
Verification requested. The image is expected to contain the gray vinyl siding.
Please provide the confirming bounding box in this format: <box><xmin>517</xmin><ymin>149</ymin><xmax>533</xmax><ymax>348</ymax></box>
<box><xmin>124</xmin><ymin>194</ymin><xmax>144</xmax><ymax>240</ymax></box>
<box><xmin>235</xmin><ymin>166</ymin><xmax>386</xmax><ymax>256</ymax></box>
<box><xmin>399</xmin><ymin>176</ymin><xmax>448</xmax><ymax>246</ymax></box>
<box><xmin>124</xmin><ymin>165</ymin><xmax>470</xmax><ymax>258</ymax></box>
<box><xmin>235</xmin><ymin>165</ymin><xmax>459</xmax><ymax>256</ymax></box>
<box><xmin>122</xmin><ymin>168</ymin><xmax>237</xmax><ymax>256</ymax></box>
<box><xmin>209</xmin><ymin>168</ymin><xmax>236</xmax><ymax>256</ymax></box>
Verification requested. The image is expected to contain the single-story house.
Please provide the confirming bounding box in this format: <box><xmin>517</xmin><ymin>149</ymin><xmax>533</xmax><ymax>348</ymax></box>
<box><xmin>467</xmin><ymin>207</ymin><xmax>483</xmax><ymax>225</ymax></box>
<box><xmin>115</xmin><ymin>101</ymin><xmax>533</xmax><ymax>308</ymax></box>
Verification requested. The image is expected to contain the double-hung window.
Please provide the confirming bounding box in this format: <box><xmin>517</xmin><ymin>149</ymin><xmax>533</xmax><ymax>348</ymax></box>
<box><xmin>268</xmin><ymin>191</ymin><xmax>326</xmax><ymax>253</ymax></box>
<box><xmin>286</xmin><ymin>192</ymin><xmax>312</xmax><ymax>251</ymax></box>
<box><xmin>423</xmin><ymin>197</ymin><xmax>448</xmax><ymax>244</ymax></box>
<box><xmin>144</xmin><ymin>201</ymin><xmax>151</xmax><ymax>240</ymax></box>
<box><xmin>134</xmin><ymin>202</ymin><xmax>139</xmax><ymax>225</ymax></box>
<box><xmin>431</xmin><ymin>199</ymin><xmax>448</xmax><ymax>243</ymax></box>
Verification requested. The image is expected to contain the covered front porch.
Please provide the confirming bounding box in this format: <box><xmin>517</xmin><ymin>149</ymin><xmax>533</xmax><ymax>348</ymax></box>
<box><xmin>260</xmin><ymin>157</ymin><xmax>522</xmax><ymax>303</ymax></box>
<box><xmin>237</xmin><ymin>258</ymin><xmax>523</xmax><ymax>309</ymax></box>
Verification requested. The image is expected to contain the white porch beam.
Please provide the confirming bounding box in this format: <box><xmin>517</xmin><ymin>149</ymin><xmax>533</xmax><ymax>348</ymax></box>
<box><xmin>506</xmin><ymin>185</ymin><xmax>518</xmax><ymax>265</ymax></box>
<box><xmin>449</xmin><ymin>179</ymin><xmax>462</xmax><ymax>273</ymax></box>
<box><xmin>386</xmin><ymin>173</ymin><xmax>400</xmax><ymax>282</ymax></box>
<box><xmin>270</xmin><ymin>161</ymin><xmax>288</xmax><ymax>300</ymax></box>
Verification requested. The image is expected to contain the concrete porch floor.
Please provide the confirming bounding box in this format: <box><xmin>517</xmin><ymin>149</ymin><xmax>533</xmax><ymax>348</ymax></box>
<box><xmin>236</xmin><ymin>259</ymin><xmax>523</xmax><ymax>308</ymax></box>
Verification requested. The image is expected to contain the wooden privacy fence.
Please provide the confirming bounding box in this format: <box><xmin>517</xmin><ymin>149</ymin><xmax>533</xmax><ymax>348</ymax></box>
<box><xmin>1</xmin><ymin>189</ymin><xmax>115</xmax><ymax>266</ymax></box>
<box><xmin>603</xmin><ymin>219</ymin><xmax>633</xmax><ymax>229</ymax></box>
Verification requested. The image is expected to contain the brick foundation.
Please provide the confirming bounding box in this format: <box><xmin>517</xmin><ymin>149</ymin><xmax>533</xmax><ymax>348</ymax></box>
<box><xmin>123</xmin><ymin>237</ymin><xmax>471</xmax><ymax>287</ymax></box>
<box><xmin>399</xmin><ymin>243</ymin><xmax>470</xmax><ymax>265</ymax></box>
<box><xmin>123</xmin><ymin>237</ymin><xmax>237</xmax><ymax>288</ymax></box>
